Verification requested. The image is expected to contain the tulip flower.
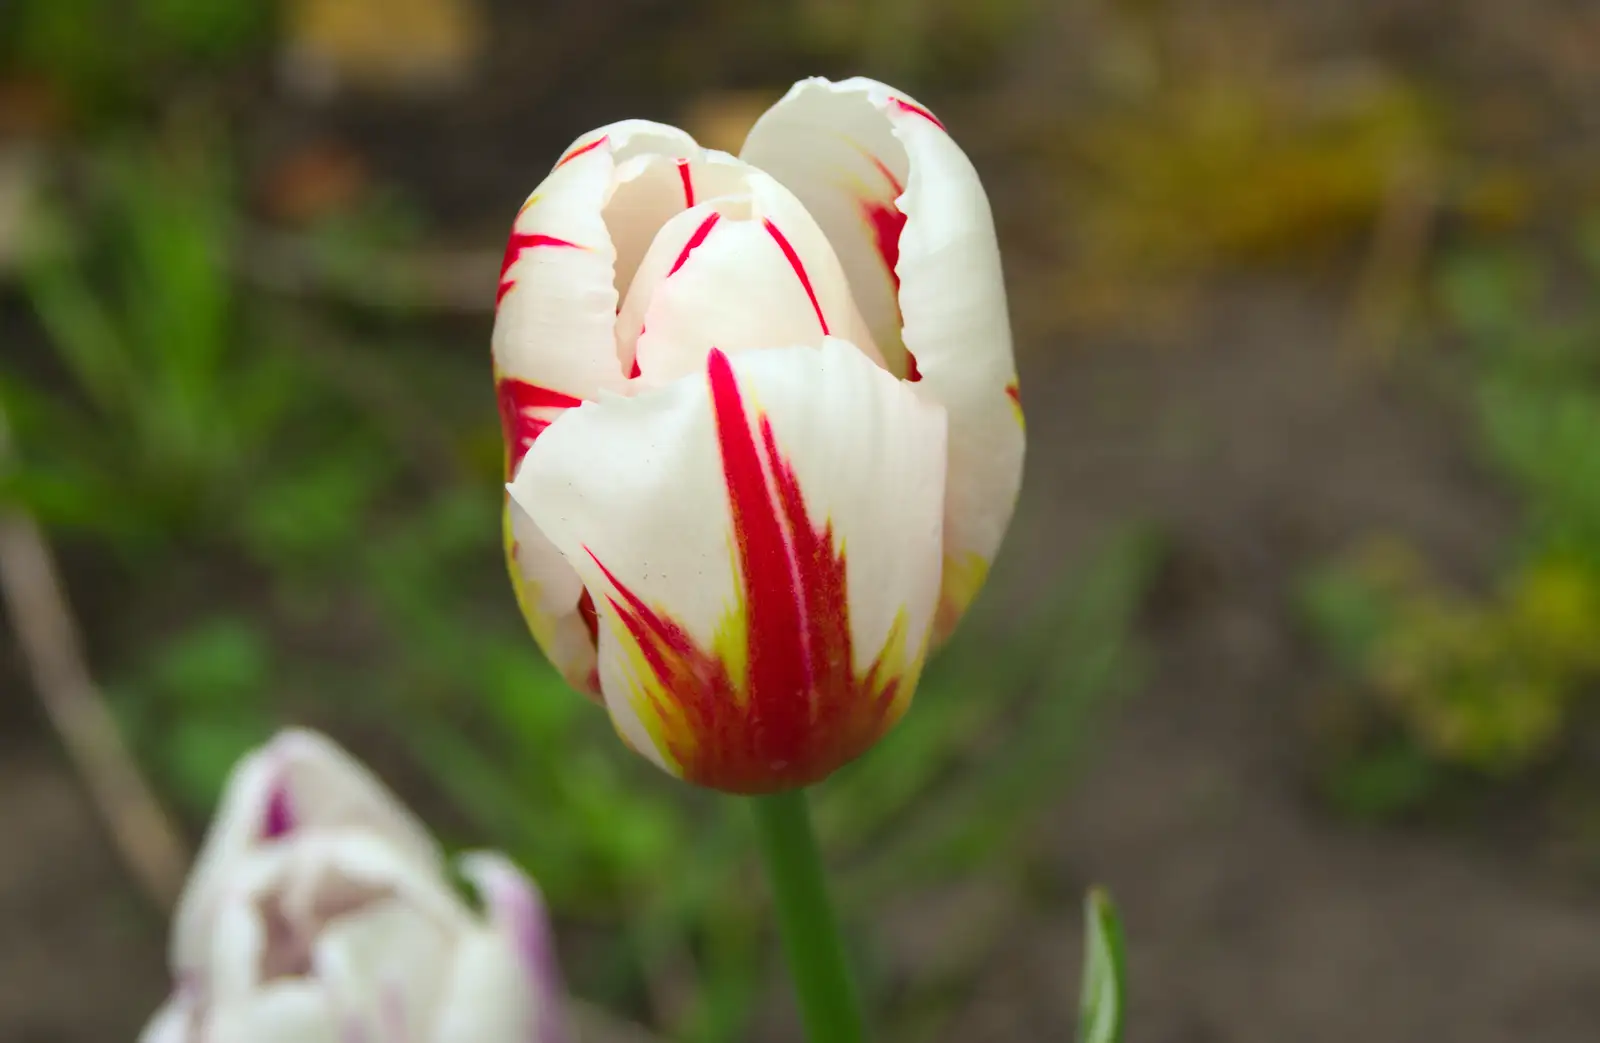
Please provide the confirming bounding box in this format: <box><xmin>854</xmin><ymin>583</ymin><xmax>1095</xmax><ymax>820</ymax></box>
<box><xmin>140</xmin><ymin>730</ymin><xmax>570</xmax><ymax>1043</ymax></box>
<box><xmin>494</xmin><ymin>76</ymin><xmax>1023</xmax><ymax>795</ymax></box>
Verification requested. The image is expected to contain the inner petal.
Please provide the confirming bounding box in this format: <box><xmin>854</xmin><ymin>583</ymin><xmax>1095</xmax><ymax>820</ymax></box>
<box><xmin>313</xmin><ymin>898</ymin><xmax>456</xmax><ymax>1041</ymax></box>
<box><xmin>618</xmin><ymin>171</ymin><xmax>884</xmax><ymax>386</ymax></box>
<box><xmin>604</xmin><ymin>153</ymin><xmax>757</xmax><ymax>363</ymax></box>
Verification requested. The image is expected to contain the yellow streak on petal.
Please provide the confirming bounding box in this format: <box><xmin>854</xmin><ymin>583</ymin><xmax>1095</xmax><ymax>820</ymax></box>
<box><xmin>933</xmin><ymin>550</ymin><xmax>990</xmax><ymax>645</ymax></box>
<box><xmin>504</xmin><ymin>500</ymin><xmax>556</xmax><ymax>653</ymax></box>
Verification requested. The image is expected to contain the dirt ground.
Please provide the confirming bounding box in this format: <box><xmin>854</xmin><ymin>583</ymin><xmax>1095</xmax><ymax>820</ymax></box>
<box><xmin>6</xmin><ymin>0</ymin><xmax>1600</xmax><ymax>1039</ymax></box>
<box><xmin>942</xmin><ymin>281</ymin><xmax>1600</xmax><ymax>1043</ymax></box>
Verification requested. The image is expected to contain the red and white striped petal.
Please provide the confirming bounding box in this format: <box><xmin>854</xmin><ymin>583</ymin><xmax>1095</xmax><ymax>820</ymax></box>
<box><xmin>509</xmin><ymin>339</ymin><xmax>947</xmax><ymax>793</ymax></box>
<box><xmin>493</xmin><ymin>120</ymin><xmax>720</xmax><ymax>691</ymax></box>
<box><xmin>741</xmin><ymin>78</ymin><xmax>1024</xmax><ymax>637</ymax></box>
<box><xmin>619</xmin><ymin>169</ymin><xmax>881</xmax><ymax>386</ymax></box>
<box><xmin>494</xmin><ymin>120</ymin><xmax>696</xmax><ymax>402</ymax></box>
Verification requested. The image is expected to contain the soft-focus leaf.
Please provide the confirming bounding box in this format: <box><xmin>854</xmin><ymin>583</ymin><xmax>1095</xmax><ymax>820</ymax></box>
<box><xmin>1078</xmin><ymin>888</ymin><xmax>1126</xmax><ymax>1043</ymax></box>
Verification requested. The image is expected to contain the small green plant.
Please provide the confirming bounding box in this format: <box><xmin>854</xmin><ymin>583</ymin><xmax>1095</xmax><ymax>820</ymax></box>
<box><xmin>1301</xmin><ymin>227</ymin><xmax>1600</xmax><ymax>817</ymax></box>
<box><xmin>5</xmin><ymin>140</ymin><xmax>306</xmax><ymax>553</ymax></box>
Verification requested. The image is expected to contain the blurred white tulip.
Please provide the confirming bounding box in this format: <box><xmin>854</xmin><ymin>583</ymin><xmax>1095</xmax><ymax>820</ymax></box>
<box><xmin>140</xmin><ymin>729</ymin><xmax>569</xmax><ymax>1043</ymax></box>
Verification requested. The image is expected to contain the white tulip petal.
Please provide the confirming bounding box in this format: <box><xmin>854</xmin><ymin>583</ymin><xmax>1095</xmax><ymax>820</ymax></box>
<box><xmin>493</xmin><ymin>120</ymin><xmax>696</xmax><ymax>399</ymax></box>
<box><xmin>206</xmin><ymin>981</ymin><xmax>340</xmax><ymax>1043</ymax></box>
<box><xmin>605</xmin><ymin>148</ymin><xmax>753</xmax><ymax>303</ymax></box>
<box><xmin>620</xmin><ymin>171</ymin><xmax>881</xmax><ymax>387</ymax></box>
<box><xmin>511</xmin><ymin>339</ymin><xmax>946</xmax><ymax>792</ymax></box>
<box><xmin>139</xmin><ymin>994</ymin><xmax>198</xmax><ymax>1043</ymax></box>
<box><xmin>431</xmin><ymin>929</ymin><xmax>538</xmax><ymax>1043</ymax></box>
<box><xmin>275</xmin><ymin>833</ymin><xmax>471</xmax><ymax>936</ymax></box>
<box><xmin>742</xmin><ymin>77</ymin><xmax>1024</xmax><ymax>633</ymax></box>
<box><xmin>202</xmin><ymin>831</ymin><xmax>472</xmax><ymax>1009</ymax></box>
<box><xmin>506</xmin><ymin>495</ymin><xmax>598</xmax><ymax>695</ymax></box>
<box><xmin>313</xmin><ymin>898</ymin><xmax>454</xmax><ymax>1041</ymax></box>
<box><xmin>495</xmin><ymin>125</ymin><xmax>758</xmax><ymax>690</ymax></box>
<box><xmin>460</xmin><ymin>852</ymin><xmax>571</xmax><ymax>1043</ymax></box>
<box><xmin>173</xmin><ymin>730</ymin><xmax>442</xmax><ymax>976</ymax></box>
<box><xmin>208</xmin><ymin>877</ymin><xmax>272</xmax><ymax>1004</ymax></box>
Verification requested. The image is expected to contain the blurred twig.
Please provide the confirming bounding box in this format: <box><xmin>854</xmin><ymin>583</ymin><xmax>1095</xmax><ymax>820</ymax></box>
<box><xmin>0</xmin><ymin>414</ymin><xmax>189</xmax><ymax>910</ymax></box>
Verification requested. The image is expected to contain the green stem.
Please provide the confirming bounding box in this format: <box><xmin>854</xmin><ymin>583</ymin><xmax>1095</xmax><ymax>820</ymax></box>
<box><xmin>751</xmin><ymin>789</ymin><xmax>866</xmax><ymax>1043</ymax></box>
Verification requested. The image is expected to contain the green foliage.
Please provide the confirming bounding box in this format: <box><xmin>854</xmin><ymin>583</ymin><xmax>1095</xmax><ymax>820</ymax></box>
<box><xmin>3</xmin><ymin>141</ymin><xmax>315</xmax><ymax>554</ymax></box>
<box><xmin>1302</xmin><ymin>233</ymin><xmax>1600</xmax><ymax>815</ymax></box>
<box><xmin>1078</xmin><ymin>888</ymin><xmax>1126</xmax><ymax>1043</ymax></box>
<box><xmin>1</xmin><ymin>0</ymin><xmax>271</xmax><ymax>118</ymax></box>
<box><xmin>112</xmin><ymin>617</ymin><xmax>277</xmax><ymax>813</ymax></box>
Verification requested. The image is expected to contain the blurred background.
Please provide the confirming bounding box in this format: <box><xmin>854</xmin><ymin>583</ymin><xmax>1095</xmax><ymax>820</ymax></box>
<box><xmin>4</xmin><ymin>0</ymin><xmax>1600</xmax><ymax>1039</ymax></box>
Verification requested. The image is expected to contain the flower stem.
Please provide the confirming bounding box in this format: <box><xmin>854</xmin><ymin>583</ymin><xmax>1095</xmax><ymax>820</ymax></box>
<box><xmin>751</xmin><ymin>789</ymin><xmax>865</xmax><ymax>1043</ymax></box>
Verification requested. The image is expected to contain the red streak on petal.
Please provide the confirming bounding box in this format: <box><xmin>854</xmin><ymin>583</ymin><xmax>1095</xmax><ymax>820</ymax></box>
<box><xmin>710</xmin><ymin>352</ymin><xmax>814</xmax><ymax>734</ymax></box>
<box><xmin>584</xmin><ymin>350</ymin><xmax>908</xmax><ymax>792</ymax></box>
<box><xmin>859</xmin><ymin>156</ymin><xmax>916</xmax><ymax>379</ymax></box>
<box><xmin>496</xmin><ymin>378</ymin><xmax>585</xmax><ymax>474</ymax></box>
<box><xmin>578</xmin><ymin>588</ymin><xmax>600</xmax><ymax>647</ymax></box>
<box><xmin>668</xmin><ymin>212</ymin><xmax>721</xmax><ymax>276</ymax></box>
<box><xmin>497</xmin><ymin>231</ymin><xmax>583</xmax><ymax>305</ymax></box>
<box><xmin>891</xmin><ymin>97</ymin><xmax>946</xmax><ymax>131</ymax></box>
<box><xmin>628</xmin><ymin>357</ymin><xmax>641</xmax><ymax>379</ymax></box>
<box><xmin>555</xmin><ymin>135</ymin><xmax>608</xmax><ymax>168</ymax></box>
<box><xmin>763</xmin><ymin>219</ymin><xmax>830</xmax><ymax>336</ymax></box>
<box><xmin>867</xmin><ymin>154</ymin><xmax>904</xmax><ymax>196</ymax></box>
<box><xmin>677</xmin><ymin>159</ymin><xmax>695</xmax><ymax>207</ymax></box>
<box><xmin>1005</xmin><ymin>381</ymin><xmax>1024</xmax><ymax>426</ymax></box>
<box><xmin>861</xmin><ymin>198</ymin><xmax>905</xmax><ymax>292</ymax></box>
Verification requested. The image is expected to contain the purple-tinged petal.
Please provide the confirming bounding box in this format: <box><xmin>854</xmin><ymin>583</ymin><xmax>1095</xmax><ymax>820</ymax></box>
<box><xmin>262</xmin><ymin>783</ymin><xmax>295</xmax><ymax>840</ymax></box>
<box><xmin>460</xmin><ymin>852</ymin><xmax>571</xmax><ymax>1043</ymax></box>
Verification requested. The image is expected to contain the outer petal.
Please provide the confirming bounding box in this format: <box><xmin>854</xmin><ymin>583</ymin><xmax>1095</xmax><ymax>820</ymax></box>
<box><xmin>510</xmin><ymin>339</ymin><xmax>947</xmax><ymax>793</ymax></box>
<box><xmin>431</xmin><ymin>929</ymin><xmax>535</xmax><ymax>1043</ymax></box>
<box><xmin>506</xmin><ymin>497</ymin><xmax>598</xmax><ymax>696</ymax></box>
<box><xmin>172</xmin><ymin>730</ymin><xmax>443</xmax><ymax>976</ymax></box>
<box><xmin>139</xmin><ymin>995</ymin><xmax>198</xmax><ymax>1043</ymax></box>
<box><xmin>493</xmin><ymin>119</ymin><xmax>699</xmax><ymax>403</ymax></box>
<box><xmin>741</xmin><ymin>77</ymin><xmax>1024</xmax><ymax>637</ymax></box>
<box><xmin>459</xmin><ymin>852</ymin><xmax>571</xmax><ymax>1043</ymax></box>
<box><xmin>493</xmin><ymin>120</ymin><xmax>725</xmax><ymax>694</ymax></box>
<box><xmin>204</xmin><ymin>982</ymin><xmax>339</xmax><ymax>1043</ymax></box>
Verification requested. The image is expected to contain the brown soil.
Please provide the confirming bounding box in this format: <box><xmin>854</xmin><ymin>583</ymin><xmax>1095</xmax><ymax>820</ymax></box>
<box><xmin>939</xmin><ymin>282</ymin><xmax>1600</xmax><ymax>1042</ymax></box>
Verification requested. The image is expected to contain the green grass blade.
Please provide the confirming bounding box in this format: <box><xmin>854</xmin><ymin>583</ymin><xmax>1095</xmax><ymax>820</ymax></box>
<box><xmin>1079</xmin><ymin>887</ymin><xmax>1127</xmax><ymax>1043</ymax></box>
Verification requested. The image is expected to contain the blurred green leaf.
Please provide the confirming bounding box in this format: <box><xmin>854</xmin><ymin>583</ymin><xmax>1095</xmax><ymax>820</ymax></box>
<box><xmin>1079</xmin><ymin>888</ymin><xmax>1126</xmax><ymax>1043</ymax></box>
<box><xmin>149</xmin><ymin>618</ymin><xmax>271</xmax><ymax>710</ymax></box>
<box><xmin>1323</xmin><ymin>738</ymin><xmax>1442</xmax><ymax>822</ymax></box>
<box><xmin>164</xmin><ymin>716</ymin><xmax>273</xmax><ymax>812</ymax></box>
